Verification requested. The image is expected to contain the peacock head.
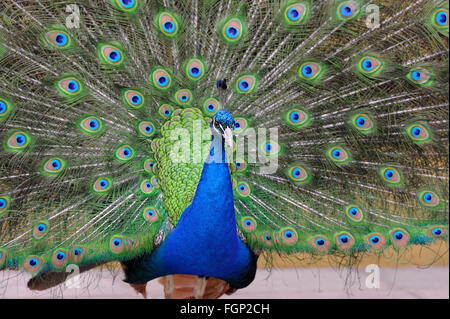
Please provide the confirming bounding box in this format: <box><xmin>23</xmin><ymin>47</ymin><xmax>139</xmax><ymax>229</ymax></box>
<box><xmin>212</xmin><ymin>109</ymin><xmax>234</xmax><ymax>149</ymax></box>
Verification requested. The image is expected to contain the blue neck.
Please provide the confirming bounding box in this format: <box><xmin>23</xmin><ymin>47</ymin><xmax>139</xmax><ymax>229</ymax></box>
<box><xmin>123</xmin><ymin>128</ymin><xmax>257</xmax><ymax>288</ymax></box>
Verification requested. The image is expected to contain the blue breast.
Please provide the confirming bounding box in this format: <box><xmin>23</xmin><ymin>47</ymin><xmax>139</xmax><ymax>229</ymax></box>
<box><xmin>123</xmin><ymin>130</ymin><xmax>257</xmax><ymax>288</ymax></box>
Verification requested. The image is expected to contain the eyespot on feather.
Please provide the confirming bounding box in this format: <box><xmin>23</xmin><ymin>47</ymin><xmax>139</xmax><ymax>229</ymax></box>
<box><xmin>427</xmin><ymin>226</ymin><xmax>448</xmax><ymax>238</ymax></box>
<box><xmin>241</xmin><ymin>216</ymin><xmax>257</xmax><ymax>232</ymax></box>
<box><xmin>5</xmin><ymin>131</ymin><xmax>31</xmax><ymax>151</ymax></box>
<box><xmin>311</xmin><ymin>235</ymin><xmax>331</xmax><ymax>252</ymax></box>
<box><xmin>335</xmin><ymin>232</ymin><xmax>355</xmax><ymax>251</ymax></box>
<box><xmin>137</xmin><ymin>121</ymin><xmax>155</xmax><ymax>137</ymax></box>
<box><xmin>357</xmin><ymin>56</ymin><xmax>384</xmax><ymax>77</ymax></box>
<box><xmin>110</xmin><ymin>235</ymin><xmax>126</xmax><ymax>254</ymax></box>
<box><xmin>203</xmin><ymin>98</ymin><xmax>220</xmax><ymax>116</ymax></box>
<box><xmin>175</xmin><ymin>89</ymin><xmax>193</xmax><ymax>106</ymax></box>
<box><xmin>349</xmin><ymin>112</ymin><xmax>376</xmax><ymax>134</ymax></box>
<box><xmin>284</xmin><ymin>2</ymin><xmax>309</xmax><ymax>25</ymax></box>
<box><xmin>42</xmin><ymin>157</ymin><xmax>66</xmax><ymax>176</ymax></box>
<box><xmin>185</xmin><ymin>58</ymin><xmax>206</xmax><ymax>81</ymax></box>
<box><xmin>70</xmin><ymin>247</ymin><xmax>86</xmax><ymax>264</ymax></box>
<box><xmin>140</xmin><ymin>179</ymin><xmax>155</xmax><ymax>195</ymax></box>
<box><xmin>233</xmin><ymin>117</ymin><xmax>249</xmax><ymax>134</ymax></box>
<box><xmin>92</xmin><ymin>177</ymin><xmax>112</xmax><ymax>193</ymax></box>
<box><xmin>326</xmin><ymin>146</ymin><xmax>351</xmax><ymax>164</ymax></box>
<box><xmin>279</xmin><ymin>228</ymin><xmax>298</xmax><ymax>245</ymax></box>
<box><xmin>221</xmin><ymin>16</ymin><xmax>245</xmax><ymax>43</ymax></box>
<box><xmin>345</xmin><ymin>204</ymin><xmax>364</xmax><ymax>222</ymax></box>
<box><xmin>111</xmin><ymin>0</ymin><xmax>139</xmax><ymax>13</ymax></box>
<box><xmin>115</xmin><ymin>145</ymin><xmax>135</xmax><ymax>162</ymax></box>
<box><xmin>298</xmin><ymin>61</ymin><xmax>324</xmax><ymax>82</ymax></box>
<box><xmin>44</xmin><ymin>29</ymin><xmax>72</xmax><ymax>49</ymax></box>
<box><xmin>389</xmin><ymin>229</ymin><xmax>410</xmax><ymax>247</ymax></box>
<box><xmin>143</xmin><ymin>158</ymin><xmax>156</xmax><ymax>173</ymax></box>
<box><xmin>0</xmin><ymin>196</ymin><xmax>11</xmax><ymax>216</ymax></box>
<box><xmin>159</xmin><ymin>104</ymin><xmax>174</xmax><ymax>118</ymax></box>
<box><xmin>123</xmin><ymin>89</ymin><xmax>144</xmax><ymax>109</ymax></box>
<box><xmin>98</xmin><ymin>43</ymin><xmax>124</xmax><ymax>66</ymax></box>
<box><xmin>260</xmin><ymin>232</ymin><xmax>274</xmax><ymax>246</ymax></box>
<box><xmin>235</xmin><ymin>75</ymin><xmax>257</xmax><ymax>94</ymax></box>
<box><xmin>51</xmin><ymin>249</ymin><xmax>69</xmax><ymax>269</ymax></box>
<box><xmin>156</xmin><ymin>11</ymin><xmax>179</xmax><ymax>37</ymax></box>
<box><xmin>285</xmin><ymin>107</ymin><xmax>311</xmax><ymax>129</ymax></box>
<box><xmin>336</xmin><ymin>1</ymin><xmax>360</xmax><ymax>20</ymax></box>
<box><xmin>143</xmin><ymin>206</ymin><xmax>160</xmax><ymax>223</ymax></box>
<box><xmin>151</xmin><ymin>68</ymin><xmax>172</xmax><ymax>90</ymax></box>
<box><xmin>286</xmin><ymin>164</ymin><xmax>311</xmax><ymax>183</ymax></box>
<box><xmin>56</xmin><ymin>77</ymin><xmax>83</xmax><ymax>97</ymax></box>
<box><xmin>365</xmin><ymin>233</ymin><xmax>386</xmax><ymax>250</ymax></box>
<box><xmin>232</xmin><ymin>159</ymin><xmax>247</xmax><ymax>173</ymax></box>
<box><xmin>0</xmin><ymin>249</ymin><xmax>7</xmax><ymax>267</ymax></box>
<box><xmin>406</xmin><ymin>67</ymin><xmax>433</xmax><ymax>87</ymax></box>
<box><xmin>235</xmin><ymin>181</ymin><xmax>251</xmax><ymax>197</ymax></box>
<box><xmin>32</xmin><ymin>221</ymin><xmax>49</xmax><ymax>239</ymax></box>
<box><xmin>405</xmin><ymin>123</ymin><xmax>432</xmax><ymax>144</ymax></box>
<box><xmin>0</xmin><ymin>98</ymin><xmax>13</xmax><ymax>120</ymax></box>
<box><xmin>379</xmin><ymin>166</ymin><xmax>403</xmax><ymax>187</ymax></box>
<box><xmin>261</xmin><ymin>140</ymin><xmax>282</xmax><ymax>156</ymax></box>
<box><xmin>24</xmin><ymin>256</ymin><xmax>43</xmax><ymax>274</ymax></box>
<box><xmin>78</xmin><ymin>116</ymin><xmax>103</xmax><ymax>135</ymax></box>
<box><xmin>417</xmin><ymin>189</ymin><xmax>441</xmax><ymax>209</ymax></box>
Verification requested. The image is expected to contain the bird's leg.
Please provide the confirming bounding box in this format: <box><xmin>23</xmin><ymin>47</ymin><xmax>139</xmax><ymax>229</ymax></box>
<box><xmin>193</xmin><ymin>276</ymin><xmax>207</xmax><ymax>299</ymax></box>
<box><xmin>163</xmin><ymin>275</ymin><xmax>175</xmax><ymax>299</ymax></box>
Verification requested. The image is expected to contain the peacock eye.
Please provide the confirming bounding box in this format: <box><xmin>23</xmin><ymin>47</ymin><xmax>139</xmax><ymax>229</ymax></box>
<box><xmin>73</xmin><ymin>248</ymin><xmax>82</xmax><ymax>256</ymax></box>
<box><xmin>345</xmin><ymin>204</ymin><xmax>363</xmax><ymax>222</ymax></box>
<box><xmin>221</xmin><ymin>17</ymin><xmax>245</xmax><ymax>43</ymax></box>
<box><xmin>432</xmin><ymin>228</ymin><xmax>442</xmax><ymax>236</ymax></box>
<box><xmin>235</xmin><ymin>75</ymin><xmax>257</xmax><ymax>94</ymax></box>
<box><xmin>417</xmin><ymin>189</ymin><xmax>440</xmax><ymax>208</ymax></box>
<box><xmin>33</xmin><ymin>221</ymin><xmax>50</xmax><ymax>239</ymax></box>
<box><xmin>370</xmin><ymin>235</ymin><xmax>379</xmax><ymax>244</ymax></box>
<box><xmin>339</xmin><ymin>235</ymin><xmax>349</xmax><ymax>244</ymax></box>
<box><xmin>365</xmin><ymin>233</ymin><xmax>387</xmax><ymax>250</ymax></box>
<box><xmin>261</xmin><ymin>140</ymin><xmax>281</xmax><ymax>156</ymax></box>
<box><xmin>157</xmin><ymin>11</ymin><xmax>179</xmax><ymax>37</ymax></box>
<box><xmin>140</xmin><ymin>179</ymin><xmax>156</xmax><ymax>195</ymax></box>
<box><xmin>379</xmin><ymin>167</ymin><xmax>403</xmax><ymax>186</ymax></box>
<box><xmin>93</xmin><ymin>177</ymin><xmax>112</xmax><ymax>193</ymax></box>
<box><xmin>175</xmin><ymin>89</ymin><xmax>192</xmax><ymax>105</ymax></box>
<box><xmin>186</xmin><ymin>58</ymin><xmax>206</xmax><ymax>81</ymax></box>
<box><xmin>99</xmin><ymin>44</ymin><xmax>124</xmax><ymax>65</ymax></box>
<box><xmin>327</xmin><ymin>146</ymin><xmax>350</xmax><ymax>164</ymax></box>
<box><xmin>236</xmin><ymin>181</ymin><xmax>251</xmax><ymax>197</ymax></box>
<box><xmin>285</xmin><ymin>107</ymin><xmax>311</xmax><ymax>129</ymax></box>
<box><xmin>284</xmin><ymin>2</ymin><xmax>308</xmax><ymax>25</ymax></box>
<box><xmin>298</xmin><ymin>61</ymin><xmax>324</xmax><ymax>82</ymax></box>
<box><xmin>6</xmin><ymin>131</ymin><xmax>31</xmax><ymax>151</ymax></box>
<box><xmin>152</xmin><ymin>68</ymin><xmax>172</xmax><ymax>90</ymax></box>
<box><xmin>315</xmin><ymin>238</ymin><xmax>325</xmax><ymax>246</ymax></box>
<box><xmin>337</xmin><ymin>1</ymin><xmax>360</xmax><ymax>20</ymax></box>
<box><xmin>143</xmin><ymin>207</ymin><xmax>160</xmax><ymax>223</ymax></box>
<box><xmin>57</xmin><ymin>77</ymin><xmax>83</xmax><ymax>97</ymax></box>
<box><xmin>138</xmin><ymin>121</ymin><xmax>155</xmax><ymax>137</ymax></box>
<box><xmin>0</xmin><ymin>99</ymin><xmax>13</xmax><ymax>119</ymax></box>
<box><xmin>241</xmin><ymin>217</ymin><xmax>257</xmax><ymax>232</ymax></box>
<box><xmin>29</xmin><ymin>258</ymin><xmax>39</xmax><ymax>267</ymax></box>
<box><xmin>406</xmin><ymin>67</ymin><xmax>432</xmax><ymax>86</ymax></box>
<box><xmin>43</xmin><ymin>157</ymin><xmax>66</xmax><ymax>176</ymax></box>
<box><xmin>79</xmin><ymin>116</ymin><xmax>103</xmax><ymax>135</ymax></box>
<box><xmin>159</xmin><ymin>104</ymin><xmax>173</xmax><ymax>118</ymax></box>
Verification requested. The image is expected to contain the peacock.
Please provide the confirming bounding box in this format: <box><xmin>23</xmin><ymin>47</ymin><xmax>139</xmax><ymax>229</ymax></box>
<box><xmin>0</xmin><ymin>0</ymin><xmax>448</xmax><ymax>299</ymax></box>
